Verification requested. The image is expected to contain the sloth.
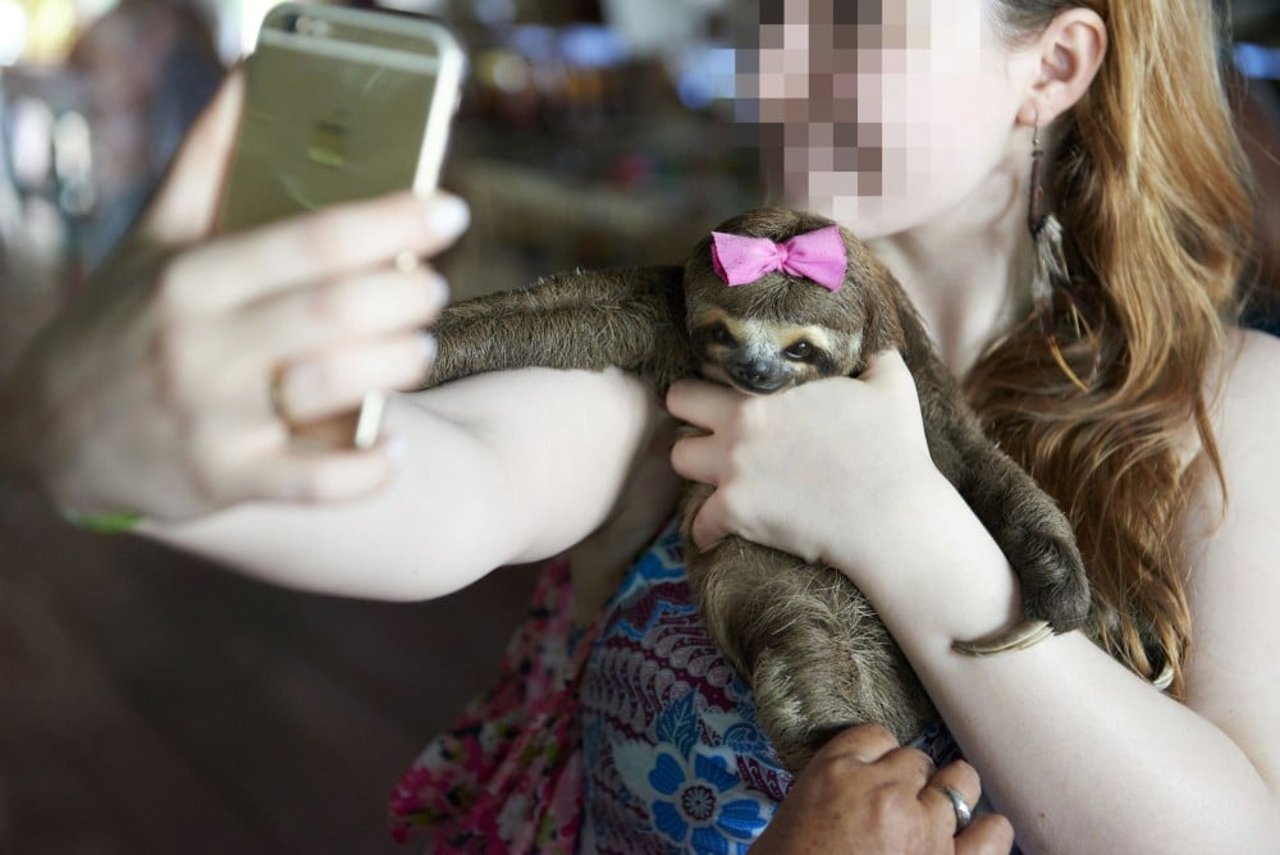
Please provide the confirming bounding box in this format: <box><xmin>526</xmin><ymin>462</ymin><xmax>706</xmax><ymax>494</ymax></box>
<box><xmin>420</xmin><ymin>207</ymin><xmax>1091</xmax><ymax>772</ymax></box>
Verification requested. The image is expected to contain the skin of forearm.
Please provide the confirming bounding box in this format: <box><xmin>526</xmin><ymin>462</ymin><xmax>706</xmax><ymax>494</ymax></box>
<box><xmin>142</xmin><ymin>368</ymin><xmax>656</xmax><ymax>601</ymax></box>
<box><xmin>830</xmin><ymin>480</ymin><xmax>1280</xmax><ymax>854</ymax></box>
<box><xmin>140</xmin><ymin>400</ymin><xmax>528</xmax><ymax>600</ymax></box>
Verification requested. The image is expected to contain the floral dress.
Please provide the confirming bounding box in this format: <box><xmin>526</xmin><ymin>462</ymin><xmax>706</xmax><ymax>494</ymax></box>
<box><xmin>389</xmin><ymin>522</ymin><xmax>969</xmax><ymax>853</ymax></box>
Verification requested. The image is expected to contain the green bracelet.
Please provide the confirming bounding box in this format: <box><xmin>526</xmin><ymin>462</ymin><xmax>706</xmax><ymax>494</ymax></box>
<box><xmin>63</xmin><ymin>510</ymin><xmax>143</xmax><ymax>534</ymax></box>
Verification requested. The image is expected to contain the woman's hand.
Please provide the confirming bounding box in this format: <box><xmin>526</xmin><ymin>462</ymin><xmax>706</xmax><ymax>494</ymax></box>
<box><xmin>752</xmin><ymin>725</ymin><xmax>1014</xmax><ymax>854</ymax></box>
<box><xmin>667</xmin><ymin>351</ymin><xmax>941</xmax><ymax>569</ymax></box>
<box><xmin>2</xmin><ymin>73</ymin><xmax>470</xmax><ymax>521</ymax></box>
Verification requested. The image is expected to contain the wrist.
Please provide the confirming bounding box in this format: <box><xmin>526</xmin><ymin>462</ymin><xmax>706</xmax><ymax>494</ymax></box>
<box><xmin>818</xmin><ymin>463</ymin><xmax>953</xmax><ymax>575</ymax></box>
<box><xmin>1</xmin><ymin>372</ymin><xmax>141</xmax><ymax>533</ymax></box>
<box><xmin>828</xmin><ymin>472</ymin><xmax>1025</xmax><ymax>651</ymax></box>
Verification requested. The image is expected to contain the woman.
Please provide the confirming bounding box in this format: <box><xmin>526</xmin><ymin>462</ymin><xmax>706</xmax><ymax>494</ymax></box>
<box><xmin>3</xmin><ymin>1</ymin><xmax>1277</xmax><ymax>852</ymax></box>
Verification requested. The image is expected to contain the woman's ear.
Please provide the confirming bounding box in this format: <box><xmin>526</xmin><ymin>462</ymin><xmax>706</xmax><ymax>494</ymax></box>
<box><xmin>1016</xmin><ymin>8</ymin><xmax>1107</xmax><ymax>128</ymax></box>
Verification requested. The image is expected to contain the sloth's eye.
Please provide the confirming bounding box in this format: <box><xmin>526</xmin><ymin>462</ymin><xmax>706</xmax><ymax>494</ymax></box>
<box><xmin>710</xmin><ymin>323</ymin><xmax>737</xmax><ymax>346</ymax></box>
<box><xmin>784</xmin><ymin>341</ymin><xmax>814</xmax><ymax>361</ymax></box>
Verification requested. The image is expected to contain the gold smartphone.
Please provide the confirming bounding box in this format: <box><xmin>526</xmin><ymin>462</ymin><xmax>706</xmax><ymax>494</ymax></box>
<box><xmin>218</xmin><ymin>3</ymin><xmax>466</xmax><ymax>449</ymax></box>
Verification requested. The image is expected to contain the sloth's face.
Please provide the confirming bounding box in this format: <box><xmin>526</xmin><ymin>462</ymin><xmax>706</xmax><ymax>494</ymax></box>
<box><xmin>690</xmin><ymin>307</ymin><xmax>861</xmax><ymax>394</ymax></box>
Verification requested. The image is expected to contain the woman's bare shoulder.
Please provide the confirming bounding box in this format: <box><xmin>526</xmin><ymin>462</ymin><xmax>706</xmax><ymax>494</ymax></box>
<box><xmin>1188</xmin><ymin>326</ymin><xmax>1280</xmax><ymax>504</ymax></box>
<box><xmin>1171</xmin><ymin>327</ymin><xmax>1279</xmax><ymax>566</ymax></box>
<box><xmin>1214</xmin><ymin>326</ymin><xmax>1280</xmax><ymax>416</ymax></box>
<box><xmin>1195</xmin><ymin>327</ymin><xmax>1280</xmax><ymax>474</ymax></box>
<box><xmin>1179</xmin><ymin>325</ymin><xmax>1280</xmax><ymax>562</ymax></box>
<box><xmin>1179</xmin><ymin>327</ymin><xmax>1280</xmax><ymax>786</ymax></box>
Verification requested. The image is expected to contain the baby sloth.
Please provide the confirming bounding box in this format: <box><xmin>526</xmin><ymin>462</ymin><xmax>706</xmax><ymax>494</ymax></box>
<box><xmin>421</xmin><ymin>207</ymin><xmax>1090</xmax><ymax>772</ymax></box>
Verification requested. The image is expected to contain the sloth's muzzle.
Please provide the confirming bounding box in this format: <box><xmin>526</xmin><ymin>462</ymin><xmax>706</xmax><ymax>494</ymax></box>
<box><xmin>727</xmin><ymin>358</ymin><xmax>787</xmax><ymax>394</ymax></box>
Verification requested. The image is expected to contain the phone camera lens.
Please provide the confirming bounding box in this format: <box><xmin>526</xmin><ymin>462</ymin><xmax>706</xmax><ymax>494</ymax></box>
<box><xmin>280</xmin><ymin>12</ymin><xmax>300</xmax><ymax>33</ymax></box>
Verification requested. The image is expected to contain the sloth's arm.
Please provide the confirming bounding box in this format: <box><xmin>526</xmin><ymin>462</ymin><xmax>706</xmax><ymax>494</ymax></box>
<box><xmin>424</xmin><ymin>265</ymin><xmax>693</xmax><ymax>389</ymax></box>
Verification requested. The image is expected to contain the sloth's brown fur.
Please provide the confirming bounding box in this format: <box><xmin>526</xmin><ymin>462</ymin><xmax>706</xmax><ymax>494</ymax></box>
<box><xmin>422</xmin><ymin>207</ymin><xmax>1090</xmax><ymax>772</ymax></box>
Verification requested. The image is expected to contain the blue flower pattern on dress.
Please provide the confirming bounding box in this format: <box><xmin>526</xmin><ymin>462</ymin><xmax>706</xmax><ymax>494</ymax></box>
<box><xmin>611</xmin><ymin>691</ymin><xmax>770</xmax><ymax>853</ymax></box>
<box><xmin>646</xmin><ymin>749</ymin><xmax>768</xmax><ymax>851</ymax></box>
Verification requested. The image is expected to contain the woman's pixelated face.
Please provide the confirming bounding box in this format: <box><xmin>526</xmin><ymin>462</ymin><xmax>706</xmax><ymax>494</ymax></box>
<box><xmin>737</xmin><ymin>0</ymin><xmax>1031</xmax><ymax>237</ymax></box>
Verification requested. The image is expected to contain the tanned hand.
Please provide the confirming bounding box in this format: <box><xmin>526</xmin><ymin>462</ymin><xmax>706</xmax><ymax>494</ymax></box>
<box><xmin>750</xmin><ymin>725</ymin><xmax>1015</xmax><ymax>855</ymax></box>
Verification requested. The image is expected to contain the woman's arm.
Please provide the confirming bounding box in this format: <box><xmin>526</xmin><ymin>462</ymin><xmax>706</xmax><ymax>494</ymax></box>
<box><xmin>1177</xmin><ymin>328</ymin><xmax>1280</xmax><ymax>800</ymax></box>
<box><xmin>141</xmin><ymin>366</ymin><xmax>666</xmax><ymax>601</ymax></box>
<box><xmin>0</xmin><ymin>72</ymin><xmax>667</xmax><ymax>601</ymax></box>
<box><xmin>871</xmin><ymin>329</ymin><xmax>1280</xmax><ymax>852</ymax></box>
<box><xmin>867</xmin><ymin>481</ymin><xmax>1279</xmax><ymax>854</ymax></box>
<box><xmin>668</xmin><ymin>338</ymin><xmax>1280</xmax><ymax>853</ymax></box>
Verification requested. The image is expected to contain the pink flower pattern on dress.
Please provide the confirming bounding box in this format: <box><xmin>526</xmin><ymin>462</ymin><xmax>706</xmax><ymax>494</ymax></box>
<box><xmin>388</xmin><ymin>558</ymin><xmax>593</xmax><ymax>852</ymax></box>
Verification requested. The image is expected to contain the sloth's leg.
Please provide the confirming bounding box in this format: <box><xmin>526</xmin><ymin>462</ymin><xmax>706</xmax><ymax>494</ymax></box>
<box><xmin>888</xmin><ymin>290</ymin><xmax>1091</xmax><ymax>655</ymax></box>
<box><xmin>929</xmin><ymin>417</ymin><xmax>1092</xmax><ymax>655</ymax></box>
<box><xmin>685</xmin><ymin>530</ymin><xmax>933</xmax><ymax>773</ymax></box>
<box><xmin>421</xmin><ymin>266</ymin><xmax>690</xmax><ymax>387</ymax></box>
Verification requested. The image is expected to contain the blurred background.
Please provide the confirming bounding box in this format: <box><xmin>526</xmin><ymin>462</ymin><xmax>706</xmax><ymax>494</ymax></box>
<box><xmin>0</xmin><ymin>1</ymin><xmax>1276</xmax><ymax>852</ymax></box>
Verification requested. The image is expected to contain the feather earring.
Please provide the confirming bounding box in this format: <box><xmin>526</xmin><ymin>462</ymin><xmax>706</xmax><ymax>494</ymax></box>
<box><xmin>1028</xmin><ymin>120</ymin><xmax>1095</xmax><ymax>393</ymax></box>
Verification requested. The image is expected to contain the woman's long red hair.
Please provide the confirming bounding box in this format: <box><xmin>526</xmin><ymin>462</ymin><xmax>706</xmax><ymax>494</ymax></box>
<box><xmin>970</xmin><ymin>0</ymin><xmax>1255</xmax><ymax>695</ymax></box>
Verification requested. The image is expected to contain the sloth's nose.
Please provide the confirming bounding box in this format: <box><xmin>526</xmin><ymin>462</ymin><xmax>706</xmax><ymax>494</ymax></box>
<box><xmin>728</xmin><ymin>358</ymin><xmax>779</xmax><ymax>390</ymax></box>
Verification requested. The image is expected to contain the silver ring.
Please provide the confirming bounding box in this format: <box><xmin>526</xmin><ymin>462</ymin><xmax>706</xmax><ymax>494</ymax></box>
<box><xmin>937</xmin><ymin>785</ymin><xmax>974</xmax><ymax>834</ymax></box>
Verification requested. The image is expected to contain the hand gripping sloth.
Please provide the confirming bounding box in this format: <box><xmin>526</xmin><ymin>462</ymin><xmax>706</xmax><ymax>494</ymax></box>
<box><xmin>421</xmin><ymin>207</ymin><xmax>1090</xmax><ymax>772</ymax></box>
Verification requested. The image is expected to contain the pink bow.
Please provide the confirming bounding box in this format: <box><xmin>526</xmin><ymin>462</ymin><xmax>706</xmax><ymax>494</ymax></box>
<box><xmin>710</xmin><ymin>225</ymin><xmax>848</xmax><ymax>292</ymax></box>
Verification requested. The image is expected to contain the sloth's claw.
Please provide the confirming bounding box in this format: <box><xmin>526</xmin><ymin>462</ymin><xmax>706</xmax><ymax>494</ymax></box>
<box><xmin>952</xmin><ymin>619</ymin><xmax>1055</xmax><ymax>657</ymax></box>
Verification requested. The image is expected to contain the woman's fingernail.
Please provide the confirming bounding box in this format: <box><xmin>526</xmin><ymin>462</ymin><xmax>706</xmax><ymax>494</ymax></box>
<box><xmin>426</xmin><ymin>272</ymin><xmax>451</xmax><ymax>308</ymax></box>
<box><xmin>419</xmin><ymin>332</ymin><xmax>438</xmax><ymax>363</ymax></box>
<box><xmin>426</xmin><ymin>195</ymin><xmax>470</xmax><ymax>236</ymax></box>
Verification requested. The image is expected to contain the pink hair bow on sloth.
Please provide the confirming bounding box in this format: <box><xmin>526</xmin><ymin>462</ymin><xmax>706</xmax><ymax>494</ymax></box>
<box><xmin>710</xmin><ymin>225</ymin><xmax>848</xmax><ymax>292</ymax></box>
